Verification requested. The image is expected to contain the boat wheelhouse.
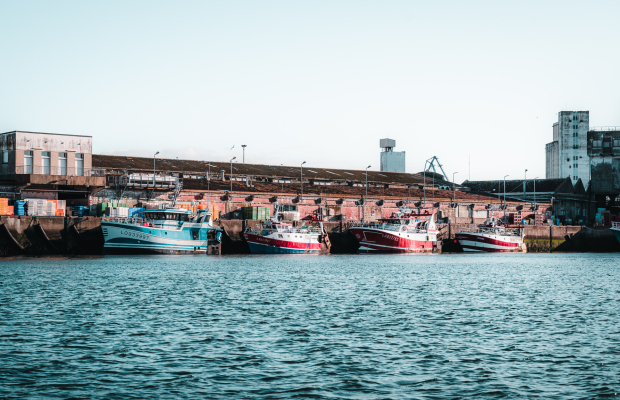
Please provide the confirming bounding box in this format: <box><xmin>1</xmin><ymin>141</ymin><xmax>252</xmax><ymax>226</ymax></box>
<box><xmin>101</xmin><ymin>208</ymin><xmax>223</xmax><ymax>254</ymax></box>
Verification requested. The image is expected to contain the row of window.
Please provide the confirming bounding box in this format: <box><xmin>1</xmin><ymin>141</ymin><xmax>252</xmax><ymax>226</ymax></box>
<box><xmin>23</xmin><ymin>151</ymin><xmax>84</xmax><ymax>175</ymax></box>
<box><xmin>591</xmin><ymin>139</ymin><xmax>620</xmax><ymax>147</ymax></box>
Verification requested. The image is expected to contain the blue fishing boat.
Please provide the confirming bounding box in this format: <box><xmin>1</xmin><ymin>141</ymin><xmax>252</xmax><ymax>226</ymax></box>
<box><xmin>101</xmin><ymin>208</ymin><xmax>223</xmax><ymax>254</ymax></box>
<box><xmin>612</xmin><ymin>222</ymin><xmax>620</xmax><ymax>245</ymax></box>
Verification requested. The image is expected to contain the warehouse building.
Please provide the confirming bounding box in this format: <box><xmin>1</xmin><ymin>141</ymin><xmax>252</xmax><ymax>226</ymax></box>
<box><xmin>0</xmin><ymin>130</ymin><xmax>105</xmax><ymax>201</ymax></box>
<box><xmin>587</xmin><ymin>128</ymin><xmax>620</xmax><ymax>208</ymax></box>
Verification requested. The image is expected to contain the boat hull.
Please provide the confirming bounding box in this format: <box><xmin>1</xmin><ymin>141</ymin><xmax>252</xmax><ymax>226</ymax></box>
<box><xmin>243</xmin><ymin>233</ymin><xmax>322</xmax><ymax>254</ymax></box>
<box><xmin>612</xmin><ymin>227</ymin><xmax>620</xmax><ymax>245</ymax></box>
<box><xmin>102</xmin><ymin>221</ymin><xmax>220</xmax><ymax>254</ymax></box>
<box><xmin>349</xmin><ymin>227</ymin><xmax>437</xmax><ymax>253</ymax></box>
<box><xmin>456</xmin><ymin>232</ymin><xmax>522</xmax><ymax>252</ymax></box>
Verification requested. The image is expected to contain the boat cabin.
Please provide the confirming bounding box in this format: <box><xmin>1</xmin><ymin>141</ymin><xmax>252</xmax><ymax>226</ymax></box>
<box><xmin>143</xmin><ymin>209</ymin><xmax>212</xmax><ymax>227</ymax></box>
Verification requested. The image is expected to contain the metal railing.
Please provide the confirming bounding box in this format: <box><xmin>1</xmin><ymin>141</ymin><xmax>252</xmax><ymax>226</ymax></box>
<box><xmin>590</xmin><ymin>127</ymin><xmax>620</xmax><ymax>132</ymax></box>
<box><xmin>9</xmin><ymin>165</ymin><xmax>106</xmax><ymax>177</ymax></box>
<box><xmin>612</xmin><ymin>222</ymin><xmax>620</xmax><ymax>229</ymax></box>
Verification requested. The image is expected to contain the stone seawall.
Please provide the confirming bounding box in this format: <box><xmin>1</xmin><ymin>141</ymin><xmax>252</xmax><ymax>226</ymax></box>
<box><xmin>1</xmin><ymin>217</ymin><xmax>618</xmax><ymax>255</ymax></box>
<box><xmin>0</xmin><ymin>216</ymin><xmax>103</xmax><ymax>256</ymax></box>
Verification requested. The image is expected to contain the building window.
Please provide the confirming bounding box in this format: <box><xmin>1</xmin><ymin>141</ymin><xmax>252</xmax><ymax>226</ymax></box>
<box><xmin>42</xmin><ymin>151</ymin><xmax>50</xmax><ymax>175</ymax></box>
<box><xmin>59</xmin><ymin>152</ymin><xmax>67</xmax><ymax>175</ymax></box>
<box><xmin>1</xmin><ymin>151</ymin><xmax>7</xmax><ymax>164</ymax></box>
<box><xmin>75</xmin><ymin>153</ymin><xmax>84</xmax><ymax>176</ymax></box>
<box><xmin>604</xmin><ymin>142</ymin><xmax>610</xmax><ymax>148</ymax></box>
<box><xmin>614</xmin><ymin>140</ymin><xmax>620</xmax><ymax>147</ymax></box>
<box><xmin>593</xmin><ymin>140</ymin><xmax>602</xmax><ymax>147</ymax></box>
<box><xmin>24</xmin><ymin>151</ymin><xmax>33</xmax><ymax>174</ymax></box>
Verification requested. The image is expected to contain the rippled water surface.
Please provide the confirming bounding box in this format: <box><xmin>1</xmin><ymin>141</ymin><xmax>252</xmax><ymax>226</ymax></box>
<box><xmin>2</xmin><ymin>254</ymin><xmax>620</xmax><ymax>399</ymax></box>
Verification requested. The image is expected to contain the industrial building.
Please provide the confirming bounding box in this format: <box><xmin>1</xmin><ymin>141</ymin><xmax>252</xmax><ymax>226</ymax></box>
<box><xmin>545</xmin><ymin>111</ymin><xmax>590</xmax><ymax>184</ymax></box>
<box><xmin>462</xmin><ymin>177</ymin><xmax>592</xmax><ymax>224</ymax></box>
<box><xmin>0</xmin><ymin>131</ymin><xmax>105</xmax><ymax>202</ymax></box>
<box><xmin>587</xmin><ymin>128</ymin><xmax>620</xmax><ymax>207</ymax></box>
<box><xmin>379</xmin><ymin>138</ymin><xmax>405</xmax><ymax>173</ymax></box>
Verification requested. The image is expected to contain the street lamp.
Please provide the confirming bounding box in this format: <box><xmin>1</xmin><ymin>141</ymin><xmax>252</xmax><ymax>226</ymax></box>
<box><xmin>300</xmin><ymin>161</ymin><xmax>307</xmax><ymax>200</ymax></box>
<box><xmin>452</xmin><ymin>172</ymin><xmax>458</xmax><ymax>204</ymax></box>
<box><xmin>524</xmin><ymin>169</ymin><xmax>528</xmax><ymax>201</ymax></box>
<box><xmin>230</xmin><ymin>157</ymin><xmax>236</xmax><ymax>195</ymax></box>
<box><xmin>534</xmin><ymin>177</ymin><xmax>538</xmax><ymax>207</ymax></box>
<box><xmin>241</xmin><ymin>145</ymin><xmax>247</xmax><ymax>163</ymax></box>
<box><xmin>365</xmin><ymin>165</ymin><xmax>371</xmax><ymax>200</ymax></box>
<box><xmin>423</xmin><ymin>169</ymin><xmax>426</xmax><ymax>207</ymax></box>
<box><xmin>153</xmin><ymin>151</ymin><xmax>159</xmax><ymax>189</ymax></box>
<box><xmin>503</xmin><ymin>175</ymin><xmax>509</xmax><ymax>206</ymax></box>
<box><xmin>365</xmin><ymin>165</ymin><xmax>371</xmax><ymax>221</ymax></box>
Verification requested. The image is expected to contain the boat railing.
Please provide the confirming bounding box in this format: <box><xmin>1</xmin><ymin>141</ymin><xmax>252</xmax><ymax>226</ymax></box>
<box><xmin>459</xmin><ymin>226</ymin><xmax>521</xmax><ymax>236</ymax></box>
<box><xmin>352</xmin><ymin>221</ymin><xmax>430</xmax><ymax>234</ymax></box>
<box><xmin>612</xmin><ymin>222</ymin><xmax>620</xmax><ymax>229</ymax></box>
<box><xmin>101</xmin><ymin>216</ymin><xmax>145</xmax><ymax>225</ymax></box>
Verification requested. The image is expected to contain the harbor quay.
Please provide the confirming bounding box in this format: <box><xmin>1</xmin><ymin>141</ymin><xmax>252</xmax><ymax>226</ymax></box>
<box><xmin>0</xmin><ymin>130</ymin><xmax>618</xmax><ymax>255</ymax></box>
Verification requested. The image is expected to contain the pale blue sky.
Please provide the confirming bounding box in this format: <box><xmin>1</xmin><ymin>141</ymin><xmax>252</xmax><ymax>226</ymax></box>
<box><xmin>1</xmin><ymin>1</ymin><xmax>619</xmax><ymax>181</ymax></box>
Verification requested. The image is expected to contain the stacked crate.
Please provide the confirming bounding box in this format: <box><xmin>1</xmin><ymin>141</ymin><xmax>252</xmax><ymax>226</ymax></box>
<box><xmin>0</xmin><ymin>198</ymin><xmax>13</xmax><ymax>215</ymax></box>
<box><xmin>197</xmin><ymin>203</ymin><xmax>220</xmax><ymax>220</ymax></box>
<box><xmin>242</xmin><ymin>206</ymin><xmax>271</xmax><ymax>221</ymax></box>
<box><xmin>534</xmin><ymin>213</ymin><xmax>545</xmax><ymax>226</ymax></box>
<box><xmin>15</xmin><ymin>200</ymin><xmax>26</xmax><ymax>216</ymax></box>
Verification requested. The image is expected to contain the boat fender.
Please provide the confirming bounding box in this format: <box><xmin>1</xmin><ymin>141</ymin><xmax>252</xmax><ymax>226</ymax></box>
<box><xmin>216</xmin><ymin>232</ymin><xmax>222</xmax><ymax>242</ymax></box>
<box><xmin>268</xmin><ymin>230</ymin><xmax>273</xmax><ymax>235</ymax></box>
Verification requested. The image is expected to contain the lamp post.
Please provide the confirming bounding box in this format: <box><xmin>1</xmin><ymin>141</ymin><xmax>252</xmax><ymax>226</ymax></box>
<box><xmin>241</xmin><ymin>145</ymin><xmax>247</xmax><ymax>163</ymax></box>
<box><xmin>365</xmin><ymin>165</ymin><xmax>371</xmax><ymax>221</ymax></box>
<box><xmin>524</xmin><ymin>169</ymin><xmax>528</xmax><ymax>201</ymax></box>
<box><xmin>365</xmin><ymin>165</ymin><xmax>371</xmax><ymax>200</ymax></box>
<box><xmin>423</xmin><ymin>169</ymin><xmax>426</xmax><ymax>208</ymax></box>
<box><xmin>452</xmin><ymin>172</ymin><xmax>458</xmax><ymax>204</ymax></box>
<box><xmin>153</xmin><ymin>151</ymin><xmax>159</xmax><ymax>189</ymax></box>
<box><xmin>230</xmin><ymin>157</ymin><xmax>236</xmax><ymax>196</ymax></box>
<box><xmin>300</xmin><ymin>161</ymin><xmax>307</xmax><ymax>200</ymax></box>
<box><xmin>534</xmin><ymin>177</ymin><xmax>538</xmax><ymax>207</ymax></box>
<box><xmin>503</xmin><ymin>175</ymin><xmax>509</xmax><ymax>206</ymax></box>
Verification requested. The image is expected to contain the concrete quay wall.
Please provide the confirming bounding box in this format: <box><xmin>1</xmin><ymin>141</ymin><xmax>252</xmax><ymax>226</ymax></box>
<box><xmin>1</xmin><ymin>217</ymin><xmax>618</xmax><ymax>256</ymax></box>
<box><xmin>440</xmin><ymin>223</ymin><xmax>620</xmax><ymax>253</ymax></box>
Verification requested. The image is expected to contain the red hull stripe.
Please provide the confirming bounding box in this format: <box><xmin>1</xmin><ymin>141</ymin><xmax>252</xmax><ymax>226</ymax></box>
<box><xmin>244</xmin><ymin>233</ymin><xmax>321</xmax><ymax>250</ymax></box>
<box><xmin>349</xmin><ymin>228</ymin><xmax>436</xmax><ymax>252</ymax></box>
<box><xmin>455</xmin><ymin>233</ymin><xmax>520</xmax><ymax>248</ymax></box>
<box><xmin>461</xmin><ymin>245</ymin><xmax>516</xmax><ymax>252</ymax></box>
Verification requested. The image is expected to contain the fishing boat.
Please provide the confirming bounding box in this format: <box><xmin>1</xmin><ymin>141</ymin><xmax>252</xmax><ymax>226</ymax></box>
<box><xmin>455</xmin><ymin>218</ymin><xmax>524</xmax><ymax>252</ymax></box>
<box><xmin>101</xmin><ymin>208</ymin><xmax>223</xmax><ymax>254</ymax></box>
<box><xmin>243</xmin><ymin>203</ymin><xmax>330</xmax><ymax>254</ymax></box>
<box><xmin>349</xmin><ymin>209</ymin><xmax>439</xmax><ymax>253</ymax></box>
<box><xmin>611</xmin><ymin>222</ymin><xmax>620</xmax><ymax>244</ymax></box>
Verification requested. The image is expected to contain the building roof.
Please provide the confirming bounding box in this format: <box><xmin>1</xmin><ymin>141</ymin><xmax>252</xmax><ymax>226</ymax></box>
<box><xmin>462</xmin><ymin>178</ymin><xmax>573</xmax><ymax>196</ymax></box>
<box><xmin>181</xmin><ymin>179</ymin><xmax>496</xmax><ymax>201</ymax></box>
<box><xmin>92</xmin><ymin>154</ymin><xmax>454</xmax><ymax>186</ymax></box>
<box><xmin>0</xmin><ymin>131</ymin><xmax>92</xmax><ymax>138</ymax></box>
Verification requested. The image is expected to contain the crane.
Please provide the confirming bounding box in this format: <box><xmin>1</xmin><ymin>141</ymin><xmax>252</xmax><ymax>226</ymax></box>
<box><xmin>423</xmin><ymin>156</ymin><xmax>449</xmax><ymax>181</ymax></box>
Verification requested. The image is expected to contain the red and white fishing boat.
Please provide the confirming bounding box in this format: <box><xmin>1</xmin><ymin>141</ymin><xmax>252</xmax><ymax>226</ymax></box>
<box><xmin>455</xmin><ymin>218</ymin><xmax>524</xmax><ymax>252</ymax></box>
<box><xmin>243</xmin><ymin>203</ymin><xmax>329</xmax><ymax>254</ymax></box>
<box><xmin>349</xmin><ymin>209</ymin><xmax>439</xmax><ymax>253</ymax></box>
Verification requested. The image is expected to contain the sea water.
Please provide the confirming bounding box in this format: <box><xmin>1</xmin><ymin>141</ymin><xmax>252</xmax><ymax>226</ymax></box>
<box><xmin>1</xmin><ymin>253</ymin><xmax>619</xmax><ymax>398</ymax></box>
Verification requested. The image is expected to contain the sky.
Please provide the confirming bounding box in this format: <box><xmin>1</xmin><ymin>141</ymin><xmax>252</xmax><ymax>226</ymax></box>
<box><xmin>1</xmin><ymin>0</ymin><xmax>619</xmax><ymax>182</ymax></box>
